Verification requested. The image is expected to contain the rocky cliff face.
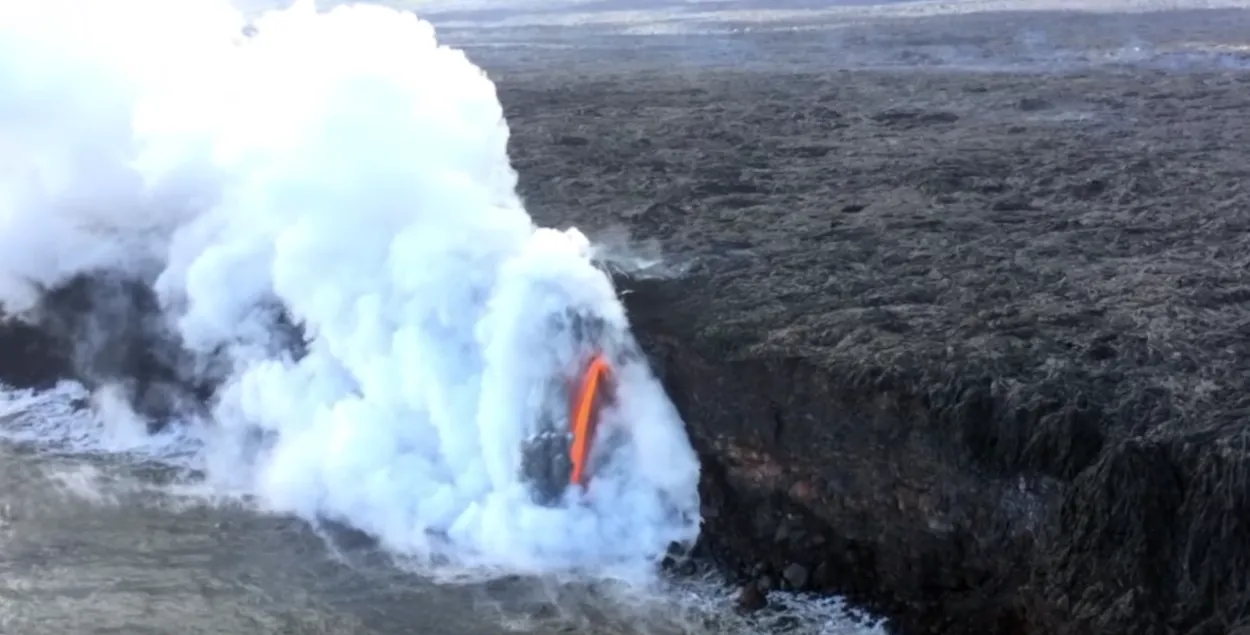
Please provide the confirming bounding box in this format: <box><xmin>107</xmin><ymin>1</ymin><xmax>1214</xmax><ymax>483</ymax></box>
<box><xmin>499</xmin><ymin>63</ymin><xmax>1250</xmax><ymax>635</ymax></box>
<box><xmin>617</xmin><ymin>264</ymin><xmax>1250</xmax><ymax>635</ymax></box>
<box><xmin>616</xmin><ymin>271</ymin><xmax>1084</xmax><ymax>634</ymax></box>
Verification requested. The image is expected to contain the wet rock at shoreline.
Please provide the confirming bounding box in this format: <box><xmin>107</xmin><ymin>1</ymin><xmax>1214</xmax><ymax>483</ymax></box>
<box><xmin>736</xmin><ymin>581</ymin><xmax>768</xmax><ymax>613</ymax></box>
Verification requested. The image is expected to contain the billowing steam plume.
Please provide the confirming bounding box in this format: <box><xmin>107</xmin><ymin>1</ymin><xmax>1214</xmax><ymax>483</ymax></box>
<box><xmin>0</xmin><ymin>0</ymin><xmax>700</xmax><ymax>578</ymax></box>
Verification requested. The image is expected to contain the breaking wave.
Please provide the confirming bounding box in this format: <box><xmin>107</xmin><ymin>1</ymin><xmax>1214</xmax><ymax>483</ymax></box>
<box><xmin>0</xmin><ymin>0</ymin><xmax>701</xmax><ymax>580</ymax></box>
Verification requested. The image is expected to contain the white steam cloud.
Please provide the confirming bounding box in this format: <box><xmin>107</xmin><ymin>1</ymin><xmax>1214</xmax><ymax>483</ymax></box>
<box><xmin>0</xmin><ymin>0</ymin><xmax>700</xmax><ymax>577</ymax></box>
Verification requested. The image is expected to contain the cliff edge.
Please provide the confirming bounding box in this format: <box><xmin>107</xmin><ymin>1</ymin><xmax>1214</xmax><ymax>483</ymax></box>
<box><xmin>503</xmin><ymin>65</ymin><xmax>1250</xmax><ymax>635</ymax></box>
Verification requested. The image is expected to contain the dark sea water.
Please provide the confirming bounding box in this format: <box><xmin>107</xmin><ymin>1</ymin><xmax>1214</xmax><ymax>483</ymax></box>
<box><xmin>0</xmin><ymin>418</ymin><xmax>877</xmax><ymax>635</ymax></box>
<box><xmin>0</xmin><ymin>442</ymin><xmax>547</xmax><ymax>635</ymax></box>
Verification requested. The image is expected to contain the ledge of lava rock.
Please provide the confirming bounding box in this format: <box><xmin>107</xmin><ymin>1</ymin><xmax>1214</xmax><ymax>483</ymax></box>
<box><xmin>500</xmin><ymin>64</ymin><xmax>1250</xmax><ymax>635</ymax></box>
<box><xmin>0</xmin><ymin>274</ymin><xmax>228</xmax><ymax>423</ymax></box>
<box><xmin>613</xmin><ymin>260</ymin><xmax>1250</xmax><ymax>635</ymax></box>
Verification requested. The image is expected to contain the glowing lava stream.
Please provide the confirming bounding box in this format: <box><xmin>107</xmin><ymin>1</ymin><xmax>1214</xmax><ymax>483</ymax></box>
<box><xmin>570</xmin><ymin>353</ymin><xmax>611</xmax><ymax>487</ymax></box>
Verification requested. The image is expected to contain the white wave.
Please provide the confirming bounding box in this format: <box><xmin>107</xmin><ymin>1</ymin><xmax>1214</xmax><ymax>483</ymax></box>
<box><xmin>415</xmin><ymin>569</ymin><xmax>889</xmax><ymax>635</ymax></box>
<box><xmin>0</xmin><ymin>381</ymin><xmax>198</xmax><ymax>461</ymax></box>
<box><xmin>0</xmin><ymin>0</ymin><xmax>700</xmax><ymax>580</ymax></box>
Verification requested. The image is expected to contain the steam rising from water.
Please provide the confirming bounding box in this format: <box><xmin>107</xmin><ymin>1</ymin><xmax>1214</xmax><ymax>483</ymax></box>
<box><xmin>0</xmin><ymin>0</ymin><xmax>700</xmax><ymax>578</ymax></box>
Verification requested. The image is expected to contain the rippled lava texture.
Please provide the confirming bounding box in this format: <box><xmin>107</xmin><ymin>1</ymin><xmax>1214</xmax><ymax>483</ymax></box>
<box><xmin>495</xmin><ymin>54</ymin><xmax>1250</xmax><ymax>635</ymax></box>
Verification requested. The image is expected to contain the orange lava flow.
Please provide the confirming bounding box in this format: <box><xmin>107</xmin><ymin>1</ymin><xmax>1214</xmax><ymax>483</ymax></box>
<box><xmin>569</xmin><ymin>353</ymin><xmax>611</xmax><ymax>487</ymax></box>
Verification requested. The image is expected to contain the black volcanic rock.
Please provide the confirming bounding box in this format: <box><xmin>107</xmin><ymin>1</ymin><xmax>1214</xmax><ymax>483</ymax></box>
<box><xmin>0</xmin><ymin>316</ymin><xmax>73</xmax><ymax>391</ymax></box>
<box><xmin>1</xmin><ymin>272</ymin><xmax>221</xmax><ymax>424</ymax></box>
<box><xmin>501</xmin><ymin>59</ymin><xmax>1250</xmax><ymax>635</ymax></box>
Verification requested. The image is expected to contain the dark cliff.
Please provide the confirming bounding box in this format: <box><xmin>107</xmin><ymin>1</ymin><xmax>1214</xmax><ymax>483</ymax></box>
<box><xmin>500</xmin><ymin>65</ymin><xmax>1250</xmax><ymax>635</ymax></box>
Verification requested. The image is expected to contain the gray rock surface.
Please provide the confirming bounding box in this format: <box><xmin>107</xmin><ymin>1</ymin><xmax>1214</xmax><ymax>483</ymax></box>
<box><xmin>497</xmin><ymin>23</ymin><xmax>1250</xmax><ymax>634</ymax></box>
